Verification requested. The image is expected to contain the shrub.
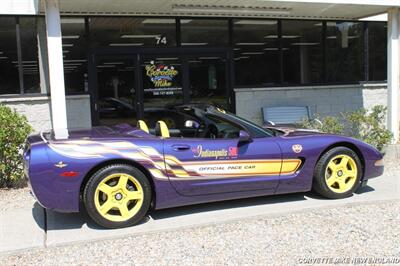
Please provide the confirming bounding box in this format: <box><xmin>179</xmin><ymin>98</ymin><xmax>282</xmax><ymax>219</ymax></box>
<box><xmin>0</xmin><ymin>104</ymin><xmax>33</xmax><ymax>188</ymax></box>
<box><xmin>301</xmin><ymin>115</ymin><xmax>344</xmax><ymax>135</ymax></box>
<box><xmin>342</xmin><ymin>105</ymin><xmax>393</xmax><ymax>151</ymax></box>
<box><xmin>300</xmin><ymin>105</ymin><xmax>392</xmax><ymax>152</ymax></box>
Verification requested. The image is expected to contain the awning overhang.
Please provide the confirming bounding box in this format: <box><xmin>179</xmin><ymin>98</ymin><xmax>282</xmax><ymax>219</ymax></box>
<box><xmin>35</xmin><ymin>0</ymin><xmax>400</xmax><ymax>20</ymax></box>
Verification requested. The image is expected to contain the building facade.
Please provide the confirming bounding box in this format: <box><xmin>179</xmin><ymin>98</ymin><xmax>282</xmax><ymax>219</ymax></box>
<box><xmin>0</xmin><ymin>0</ymin><xmax>399</xmax><ymax>142</ymax></box>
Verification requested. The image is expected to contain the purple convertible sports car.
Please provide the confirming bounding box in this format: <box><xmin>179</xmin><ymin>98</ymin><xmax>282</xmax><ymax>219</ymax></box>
<box><xmin>25</xmin><ymin>104</ymin><xmax>384</xmax><ymax>228</ymax></box>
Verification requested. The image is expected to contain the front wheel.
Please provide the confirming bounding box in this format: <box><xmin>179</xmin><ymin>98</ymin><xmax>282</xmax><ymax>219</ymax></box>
<box><xmin>313</xmin><ymin>147</ymin><xmax>362</xmax><ymax>199</ymax></box>
<box><xmin>83</xmin><ymin>164</ymin><xmax>152</xmax><ymax>228</ymax></box>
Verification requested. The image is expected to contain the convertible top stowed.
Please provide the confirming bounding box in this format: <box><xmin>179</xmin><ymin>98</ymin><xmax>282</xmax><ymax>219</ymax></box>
<box><xmin>25</xmin><ymin>104</ymin><xmax>384</xmax><ymax>228</ymax></box>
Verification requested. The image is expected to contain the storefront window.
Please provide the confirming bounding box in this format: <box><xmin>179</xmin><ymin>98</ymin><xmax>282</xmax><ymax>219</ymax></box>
<box><xmin>0</xmin><ymin>17</ymin><xmax>19</xmax><ymax>95</ymax></box>
<box><xmin>96</xmin><ymin>57</ymin><xmax>137</xmax><ymax>126</ymax></box>
<box><xmin>19</xmin><ymin>17</ymin><xmax>40</xmax><ymax>93</ymax></box>
<box><xmin>233</xmin><ymin>19</ymin><xmax>279</xmax><ymax>86</ymax></box>
<box><xmin>369</xmin><ymin>22</ymin><xmax>387</xmax><ymax>81</ymax></box>
<box><xmin>180</xmin><ymin>19</ymin><xmax>229</xmax><ymax>47</ymax></box>
<box><xmin>89</xmin><ymin>17</ymin><xmax>176</xmax><ymax>47</ymax></box>
<box><xmin>0</xmin><ymin>15</ymin><xmax>390</xmax><ymax>99</ymax></box>
<box><xmin>326</xmin><ymin>21</ymin><xmax>364</xmax><ymax>83</ymax></box>
<box><xmin>282</xmin><ymin>20</ymin><xmax>323</xmax><ymax>84</ymax></box>
<box><xmin>61</xmin><ymin>17</ymin><xmax>88</xmax><ymax>94</ymax></box>
<box><xmin>188</xmin><ymin>56</ymin><xmax>228</xmax><ymax>109</ymax></box>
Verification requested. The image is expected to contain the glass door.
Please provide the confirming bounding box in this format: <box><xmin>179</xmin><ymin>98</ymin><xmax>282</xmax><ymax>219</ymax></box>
<box><xmin>141</xmin><ymin>55</ymin><xmax>184</xmax><ymax>129</ymax></box>
<box><xmin>187</xmin><ymin>55</ymin><xmax>229</xmax><ymax>109</ymax></box>
<box><xmin>95</xmin><ymin>56</ymin><xmax>138</xmax><ymax>126</ymax></box>
<box><xmin>89</xmin><ymin>49</ymin><xmax>232</xmax><ymax>127</ymax></box>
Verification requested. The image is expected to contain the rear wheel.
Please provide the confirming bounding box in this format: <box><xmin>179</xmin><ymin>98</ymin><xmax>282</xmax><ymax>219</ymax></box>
<box><xmin>313</xmin><ymin>147</ymin><xmax>362</xmax><ymax>199</ymax></box>
<box><xmin>83</xmin><ymin>164</ymin><xmax>152</xmax><ymax>228</ymax></box>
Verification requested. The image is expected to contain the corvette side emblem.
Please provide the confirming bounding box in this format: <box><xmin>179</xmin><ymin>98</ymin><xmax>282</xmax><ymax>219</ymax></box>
<box><xmin>292</xmin><ymin>144</ymin><xmax>303</xmax><ymax>153</ymax></box>
<box><xmin>55</xmin><ymin>161</ymin><xmax>68</xmax><ymax>168</ymax></box>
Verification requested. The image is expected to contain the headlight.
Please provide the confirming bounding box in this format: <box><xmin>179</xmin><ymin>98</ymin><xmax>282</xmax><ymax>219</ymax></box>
<box><xmin>374</xmin><ymin>159</ymin><xmax>384</xmax><ymax>166</ymax></box>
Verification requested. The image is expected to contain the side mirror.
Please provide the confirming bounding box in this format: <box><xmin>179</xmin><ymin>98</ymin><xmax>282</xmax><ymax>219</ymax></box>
<box><xmin>238</xmin><ymin>130</ymin><xmax>252</xmax><ymax>143</ymax></box>
<box><xmin>184</xmin><ymin>120</ymin><xmax>200</xmax><ymax>129</ymax></box>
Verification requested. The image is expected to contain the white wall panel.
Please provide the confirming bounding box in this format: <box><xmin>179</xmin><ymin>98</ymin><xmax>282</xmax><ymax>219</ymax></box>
<box><xmin>0</xmin><ymin>0</ymin><xmax>39</xmax><ymax>15</ymax></box>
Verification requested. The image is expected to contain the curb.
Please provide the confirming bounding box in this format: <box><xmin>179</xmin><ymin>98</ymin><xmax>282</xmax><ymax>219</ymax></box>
<box><xmin>0</xmin><ymin>205</ymin><xmax>46</xmax><ymax>257</ymax></box>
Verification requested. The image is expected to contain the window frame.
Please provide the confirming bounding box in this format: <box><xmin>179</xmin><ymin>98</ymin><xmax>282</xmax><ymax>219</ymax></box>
<box><xmin>0</xmin><ymin>15</ymin><xmax>388</xmax><ymax>98</ymax></box>
<box><xmin>0</xmin><ymin>15</ymin><xmax>46</xmax><ymax>97</ymax></box>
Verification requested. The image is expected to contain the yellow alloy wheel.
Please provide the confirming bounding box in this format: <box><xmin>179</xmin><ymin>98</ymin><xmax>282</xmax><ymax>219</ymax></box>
<box><xmin>325</xmin><ymin>155</ymin><xmax>358</xmax><ymax>193</ymax></box>
<box><xmin>94</xmin><ymin>173</ymin><xmax>144</xmax><ymax>222</ymax></box>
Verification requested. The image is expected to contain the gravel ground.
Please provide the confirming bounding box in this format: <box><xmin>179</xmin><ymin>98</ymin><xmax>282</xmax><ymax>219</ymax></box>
<box><xmin>1</xmin><ymin>200</ymin><xmax>399</xmax><ymax>266</ymax></box>
<box><xmin>0</xmin><ymin>187</ymin><xmax>34</xmax><ymax>211</ymax></box>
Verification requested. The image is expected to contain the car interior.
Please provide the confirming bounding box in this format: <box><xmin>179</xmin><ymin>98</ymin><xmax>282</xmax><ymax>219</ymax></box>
<box><xmin>136</xmin><ymin>108</ymin><xmax>244</xmax><ymax>139</ymax></box>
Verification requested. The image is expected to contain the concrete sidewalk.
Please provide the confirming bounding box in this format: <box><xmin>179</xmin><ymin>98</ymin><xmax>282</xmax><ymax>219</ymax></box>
<box><xmin>1</xmin><ymin>167</ymin><xmax>399</xmax><ymax>255</ymax></box>
<box><xmin>0</xmin><ymin>203</ymin><xmax>45</xmax><ymax>255</ymax></box>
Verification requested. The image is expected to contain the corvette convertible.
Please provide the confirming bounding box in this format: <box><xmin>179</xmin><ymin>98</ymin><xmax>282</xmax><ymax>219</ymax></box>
<box><xmin>25</xmin><ymin>104</ymin><xmax>384</xmax><ymax>228</ymax></box>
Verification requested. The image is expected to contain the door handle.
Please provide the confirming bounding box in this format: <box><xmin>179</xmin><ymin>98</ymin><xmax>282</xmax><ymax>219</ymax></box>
<box><xmin>172</xmin><ymin>144</ymin><xmax>191</xmax><ymax>151</ymax></box>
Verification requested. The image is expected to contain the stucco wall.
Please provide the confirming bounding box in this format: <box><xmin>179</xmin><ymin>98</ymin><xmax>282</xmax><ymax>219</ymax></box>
<box><xmin>0</xmin><ymin>95</ymin><xmax>91</xmax><ymax>132</ymax></box>
<box><xmin>235</xmin><ymin>83</ymin><xmax>389</xmax><ymax>125</ymax></box>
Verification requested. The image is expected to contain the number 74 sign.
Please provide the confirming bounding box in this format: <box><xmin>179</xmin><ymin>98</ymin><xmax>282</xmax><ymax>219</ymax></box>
<box><xmin>155</xmin><ymin>36</ymin><xmax>167</xmax><ymax>45</ymax></box>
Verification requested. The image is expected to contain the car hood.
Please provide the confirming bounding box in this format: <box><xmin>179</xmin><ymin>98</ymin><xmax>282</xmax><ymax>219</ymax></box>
<box><xmin>264</xmin><ymin>126</ymin><xmax>327</xmax><ymax>137</ymax></box>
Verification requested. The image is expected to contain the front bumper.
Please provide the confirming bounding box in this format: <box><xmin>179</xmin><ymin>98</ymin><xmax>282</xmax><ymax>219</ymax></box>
<box><xmin>365</xmin><ymin>165</ymin><xmax>384</xmax><ymax>180</ymax></box>
<box><xmin>361</xmin><ymin>151</ymin><xmax>385</xmax><ymax>181</ymax></box>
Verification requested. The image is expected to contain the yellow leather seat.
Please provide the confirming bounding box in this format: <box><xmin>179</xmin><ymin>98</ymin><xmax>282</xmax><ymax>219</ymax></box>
<box><xmin>156</xmin><ymin>120</ymin><xmax>170</xmax><ymax>138</ymax></box>
<box><xmin>137</xmin><ymin>120</ymin><xmax>149</xmax><ymax>133</ymax></box>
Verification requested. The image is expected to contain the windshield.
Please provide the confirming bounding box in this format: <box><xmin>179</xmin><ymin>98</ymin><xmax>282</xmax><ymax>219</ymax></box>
<box><xmin>170</xmin><ymin>105</ymin><xmax>274</xmax><ymax>138</ymax></box>
<box><xmin>209</xmin><ymin>108</ymin><xmax>274</xmax><ymax>138</ymax></box>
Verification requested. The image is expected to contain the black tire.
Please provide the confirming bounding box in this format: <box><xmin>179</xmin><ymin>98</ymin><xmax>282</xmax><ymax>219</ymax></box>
<box><xmin>83</xmin><ymin>164</ymin><xmax>152</xmax><ymax>229</ymax></box>
<box><xmin>313</xmin><ymin>147</ymin><xmax>362</xmax><ymax>199</ymax></box>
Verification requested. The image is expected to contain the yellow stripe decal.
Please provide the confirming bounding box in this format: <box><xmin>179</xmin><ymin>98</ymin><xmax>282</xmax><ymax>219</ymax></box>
<box><xmin>168</xmin><ymin>159</ymin><xmax>301</xmax><ymax>179</ymax></box>
<box><xmin>49</xmin><ymin>140</ymin><xmax>301</xmax><ymax>180</ymax></box>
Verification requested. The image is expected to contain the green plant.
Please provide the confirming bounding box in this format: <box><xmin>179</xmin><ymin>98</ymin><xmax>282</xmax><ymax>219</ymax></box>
<box><xmin>343</xmin><ymin>105</ymin><xmax>392</xmax><ymax>151</ymax></box>
<box><xmin>0</xmin><ymin>104</ymin><xmax>33</xmax><ymax>188</ymax></box>
<box><xmin>300</xmin><ymin>105</ymin><xmax>392</xmax><ymax>151</ymax></box>
<box><xmin>301</xmin><ymin>115</ymin><xmax>344</xmax><ymax>135</ymax></box>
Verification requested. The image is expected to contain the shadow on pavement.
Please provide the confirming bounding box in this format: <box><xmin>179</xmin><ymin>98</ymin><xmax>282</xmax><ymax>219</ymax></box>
<box><xmin>305</xmin><ymin>185</ymin><xmax>375</xmax><ymax>199</ymax></box>
<box><xmin>151</xmin><ymin>192</ymin><xmax>306</xmax><ymax>220</ymax></box>
<box><xmin>32</xmin><ymin>185</ymin><xmax>376</xmax><ymax>231</ymax></box>
<box><xmin>46</xmin><ymin>211</ymin><xmax>87</xmax><ymax>231</ymax></box>
<box><xmin>32</xmin><ymin>202</ymin><xmax>46</xmax><ymax>230</ymax></box>
<box><xmin>34</xmin><ymin>192</ymin><xmax>307</xmax><ymax>231</ymax></box>
<box><xmin>354</xmin><ymin>185</ymin><xmax>375</xmax><ymax>194</ymax></box>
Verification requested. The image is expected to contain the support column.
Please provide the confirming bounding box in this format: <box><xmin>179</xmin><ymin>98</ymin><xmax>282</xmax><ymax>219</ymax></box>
<box><xmin>45</xmin><ymin>0</ymin><xmax>68</xmax><ymax>139</ymax></box>
<box><xmin>387</xmin><ymin>8</ymin><xmax>400</xmax><ymax>143</ymax></box>
<box><xmin>37</xmin><ymin>17</ymin><xmax>49</xmax><ymax>94</ymax></box>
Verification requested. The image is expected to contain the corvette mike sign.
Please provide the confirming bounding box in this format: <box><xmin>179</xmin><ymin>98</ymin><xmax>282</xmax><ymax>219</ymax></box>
<box><xmin>145</xmin><ymin>61</ymin><xmax>181</xmax><ymax>96</ymax></box>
